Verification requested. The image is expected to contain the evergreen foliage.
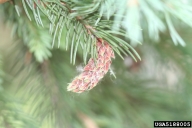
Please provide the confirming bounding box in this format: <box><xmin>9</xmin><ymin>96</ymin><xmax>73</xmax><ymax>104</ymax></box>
<box><xmin>0</xmin><ymin>0</ymin><xmax>192</xmax><ymax>128</ymax></box>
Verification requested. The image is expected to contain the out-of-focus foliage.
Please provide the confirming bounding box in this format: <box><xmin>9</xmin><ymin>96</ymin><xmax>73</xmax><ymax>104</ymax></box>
<box><xmin>1</xmin><ymin>24</ymin><xmax>192</xmax><ymax>127</ymax></box>
<box><xmin>1</xmin><ymin>0</ymin><xmax>192</xmax><ymax>128</ymax></box>
<box><xmin>0</xmin><ymin>55</ymin><xmax>3</xmax><ymax>89</ymax></box>
<box><xmin>101</xmin><ymin>0</ymin><xmax>192</xmax><ymax>46</ymax></box>
<box><xmin>0</xmin><ymin>48</ymin><xmax>39</xmax><ymax>128</ymax></box>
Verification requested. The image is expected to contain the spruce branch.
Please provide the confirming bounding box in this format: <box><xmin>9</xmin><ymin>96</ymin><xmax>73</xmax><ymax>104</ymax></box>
<box><xmin>1</xmin><ymin>0</ymin><xmax>192</xmax><ymax>127</ymax></box>
<box><xmin>9</xmin><ymin>0</ymin><xmax>140</xmax><ymax>64</ymax></box>
<box><xmin>1</xmin><ymin>0</ymin><xmax>141</xmax><ymax>94</ymax></box>
<box><xmin>1</xmin><ymin>3</ymin><xmax>52</xmax><ymax>63</ymax></box>
<box><xmin>100</xmin><ymin>0</ymin><xmax>192</xmax><ymax>46</ymax></box>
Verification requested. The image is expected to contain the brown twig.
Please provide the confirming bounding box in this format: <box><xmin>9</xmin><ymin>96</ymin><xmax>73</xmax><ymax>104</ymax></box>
<box><xmin>0</xmin><ymin>0</ymin><xmax>9</xmax><ymax>4</ymax></box>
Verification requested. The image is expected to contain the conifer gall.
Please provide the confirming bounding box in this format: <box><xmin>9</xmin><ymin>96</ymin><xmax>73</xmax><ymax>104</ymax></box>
<box><xmin>67</xmin><ymin>39</ymin><xmax>115</xmax><ymax>93</ymax></box>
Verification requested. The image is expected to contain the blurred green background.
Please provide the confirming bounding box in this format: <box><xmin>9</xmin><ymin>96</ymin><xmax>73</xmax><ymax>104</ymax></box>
<box><xmin>1</xmin><ymin>1</ymin><xmax>192</xmax><ymax>128</ymax></box>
